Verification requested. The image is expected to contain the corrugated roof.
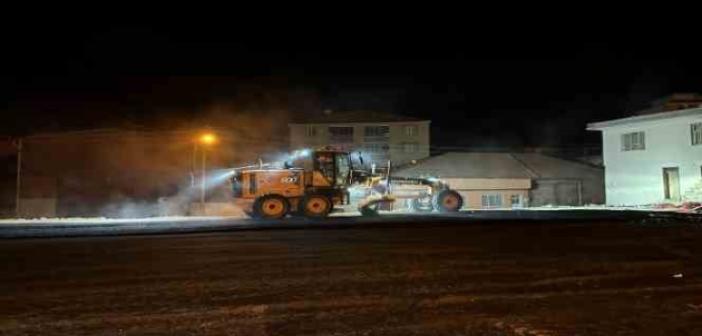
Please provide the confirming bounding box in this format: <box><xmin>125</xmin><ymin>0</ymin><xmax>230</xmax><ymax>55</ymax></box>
<box><xmin>511</xmin><ymin>153</ymin><xmax>603</xmax><ymax>179</ymax></box>
<box><xmin>290</xmin><ymin>110</ymin><xmax>426</xmax><ymax>124</ymax></box>
<box><xmin>395</xmin><ymin>152</ymin><xmax>602</xmax><ymax>179</ymax></box>
<box><xmin>395</xmin><ymin>152</ymin><xmax>533</xmax><ymax>179</ymax></box>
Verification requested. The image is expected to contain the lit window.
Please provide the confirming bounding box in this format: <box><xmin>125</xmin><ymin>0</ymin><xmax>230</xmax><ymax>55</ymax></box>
<box><xmin>404</xmin><ymin>125</ymin><xmax>418</xmax><ymax>137</ymax></box>
<box><xmin>403</xmin><ymin>142</ymin><xmax>419</xmax><ymax>153</ymax></box>
<box><xmin>621</xmin><ymin>131</ymin><xmax>645</xmax><ymax>151</ymax></box>
<box><xmin>481</xmin><ymin>194</ymin><xmax>502</xmax><ymax>208</ymax></box>
<box><xmin>305</xmin><ymin>126</ymin><xmax>317</xmax><ymax>137</ymax></box>
<box><xmin>692</xmin><ymin>122</ymin><xmax>702</xmax><ymax>146</ymax></box>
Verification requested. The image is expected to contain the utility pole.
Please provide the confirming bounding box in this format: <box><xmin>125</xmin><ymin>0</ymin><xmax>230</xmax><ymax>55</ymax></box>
<box><xmin>201</xmin><ymin>146</ymin><xmax>207</xmax><ymax>215</ymax></box>
<box><xmin>15</xmin><ymin>138</ymin><xmax>22</xmax><ymax>218</ymax></box>
<box><xmin>191</xmin><ymin>142</ymin><xmax>197</xmax><ymax>188</ymax></box>
<box><xmin>197</xmin><ymin>131</ymin><xmax>216</xmax><ymax>216</ymax></box>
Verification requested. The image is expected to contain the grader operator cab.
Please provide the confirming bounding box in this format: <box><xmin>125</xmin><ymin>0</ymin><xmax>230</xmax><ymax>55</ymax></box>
<box><xmin>230</xmin><ymin>148</ymin><xmax>463</xmax><ymax>219</ymax></box>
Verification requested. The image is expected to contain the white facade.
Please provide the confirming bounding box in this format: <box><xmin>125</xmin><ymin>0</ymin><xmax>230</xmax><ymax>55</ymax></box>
<box><xmin>588</xmin><ymin>108</ymin><xmax>702</xmax><ymax>206</ymax></box>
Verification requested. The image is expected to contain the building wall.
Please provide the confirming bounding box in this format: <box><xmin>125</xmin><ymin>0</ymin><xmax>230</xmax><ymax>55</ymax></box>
<box><xmin>529</xmin><ymin>179</ymin><xmax>592</xmax><ymax>206</ymax></box>
<box><xmin>457</xmin><ymin>189</ymin><xmax>530</xmax><ymax>209</ymax></box>
<box><xmin>290</xmin><ymin>121</ymin><xmax>430</xmax><ymax>166</ymax></box>
<box><xmin>600</xmin><ymin>114</ymin><xmax>702</xmax><ymax>205</ymax></box>
<box><xmin>441</xmin><ymin>178</ymin><xmax>531</xmax><ymax>209</ymax></box>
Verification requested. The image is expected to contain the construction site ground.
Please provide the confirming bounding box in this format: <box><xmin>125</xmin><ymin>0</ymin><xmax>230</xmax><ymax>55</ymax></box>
<box><xmin>1</xmin><ymin>217</ymin><xmax>701</xmax><ymax>335</ymax></box>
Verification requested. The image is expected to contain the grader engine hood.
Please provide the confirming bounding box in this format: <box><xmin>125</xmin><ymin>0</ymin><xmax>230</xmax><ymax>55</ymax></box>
<box><xmin>233</xmin><ymin>169</ymin><xmax>306</xmax><ymax>199</ymax></box>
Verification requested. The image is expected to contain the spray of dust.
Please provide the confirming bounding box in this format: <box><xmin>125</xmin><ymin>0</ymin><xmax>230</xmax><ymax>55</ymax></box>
<box><xmin>19</xmin><ymin>93</ymin><xmax>306</xmax><ymax>218</ymax></box>
<box><xmin>98</xmin><ymin>102</ymin><xmax>293</xmax><ymax>218</ymax></box>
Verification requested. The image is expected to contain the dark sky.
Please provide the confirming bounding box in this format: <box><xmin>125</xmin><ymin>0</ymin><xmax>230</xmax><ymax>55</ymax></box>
<box><xmin>2</xmin><ymin>14</ymin><xmax>701</xmax><ymax>150</ymax></box>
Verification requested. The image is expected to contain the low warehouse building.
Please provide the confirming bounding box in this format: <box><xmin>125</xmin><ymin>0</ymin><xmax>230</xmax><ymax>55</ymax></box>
<box><xmin>394</xmin><ymin>152</ymin><xmax>604</xmax><ymax>209</ymax></box>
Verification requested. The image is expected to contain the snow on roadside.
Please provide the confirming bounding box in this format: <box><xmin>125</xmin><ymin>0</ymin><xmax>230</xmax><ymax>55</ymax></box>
<box><xmin>0</xmin><ymin>216</ymin><xmax>241</xmax><ymax>225</ymax></box>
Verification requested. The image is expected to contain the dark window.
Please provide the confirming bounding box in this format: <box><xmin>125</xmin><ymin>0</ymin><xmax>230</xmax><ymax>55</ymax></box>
<box><xmin>329</xmin><ymin>127</ymin><xmax>354</xmax><ymax>143</ymax></box>
<box><xmin>364</xmin><ymin>126</ymin><xmax>389</xmax><ymax>137</ymax></box>
<box><xmin>692</xmin><ymin>122</ymin><xmax>702</xmax><ymax>146</ymax></box>
<box><xmin>305</xmin><ymin>126</ymin><xmax>317</xmax><ymax>137</ymax></box>
<box><xmin>364</xmin><ymin>143</ymin><xmax>389</xmax><ymax>152</ymax></box>
<box><xmin>510</xmin><ymin>195</ymin><xmax>521</xmax><ymax>207</ymax></box>
<box><xmin>621</xmin><ymin>131</ymin><xmax>645</xmax><ymax>151</ymax></box>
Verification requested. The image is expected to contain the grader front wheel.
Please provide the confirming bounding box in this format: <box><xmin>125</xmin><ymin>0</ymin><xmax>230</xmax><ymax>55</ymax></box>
<box><xmin>433</xmin><ymin>190</ymin><xmax>463</xmax><ymax>212</ymax></box>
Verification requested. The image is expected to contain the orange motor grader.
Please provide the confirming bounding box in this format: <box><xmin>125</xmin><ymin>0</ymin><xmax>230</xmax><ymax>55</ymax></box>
<box><xmin>229</xmin><ymin>148</ymin><xmax>463</xmax><ymax>219</ymax></box>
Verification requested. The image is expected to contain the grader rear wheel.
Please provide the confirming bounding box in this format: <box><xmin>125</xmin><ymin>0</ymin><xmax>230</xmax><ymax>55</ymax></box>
<box><xmin>253</xmin><ymin>195</ymin><xmax>289</xmax><ymax>219</ymax></box>
<box><xmin>301</xmin><ymin>194</ymin><xmax>332</xmax><ymax>218</ymax></box>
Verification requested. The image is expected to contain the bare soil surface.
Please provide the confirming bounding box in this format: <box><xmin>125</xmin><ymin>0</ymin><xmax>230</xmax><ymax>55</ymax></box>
<box><xmin>1</xmin><ymin>221</ymin><xmax>701</xmax><ymax>335</ymax></box>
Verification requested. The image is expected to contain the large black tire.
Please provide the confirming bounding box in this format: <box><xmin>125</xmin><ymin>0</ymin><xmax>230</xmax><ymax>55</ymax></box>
<box><xmin>433</xmin><ymin>190</ymin><xmax>463</xmax><ymax>212</ymax></box>
<box><xmin>253</xmin><ymin>195</ymin><xmax>289</xmax><ymax>219</ymax></box>
<box><xmin>300</xmin><ymin>194</ymin><xmax>332</xmax><ymax>218</ymax></box>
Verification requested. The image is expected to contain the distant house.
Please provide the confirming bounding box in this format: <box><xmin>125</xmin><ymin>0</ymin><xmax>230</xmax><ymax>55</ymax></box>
<box><xmin>394</xmin><ymin>152</ymin><xmax>604</xmax><ymax>209</ymax></box>
<box><xmin>588</xmin><ymin>97</ymin><xmax>702</xmax><ymax>206</ymax></box>
<box><xmin>289</xmin><ymin>110</ymin><xmax>430</xmax><ymax>166</ymax></box>
<box><xmin>15</xmin><ymin>127</ymin><xmax>280</xmax><ymax>217</ymax></box>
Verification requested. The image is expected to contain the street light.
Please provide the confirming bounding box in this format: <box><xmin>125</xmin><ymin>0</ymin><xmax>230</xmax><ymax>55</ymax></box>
<box><xmin>198</xmin><ymin>132</ymin><xmax>217</xmax><ymax>215</ymax></box>
<box><xmin>199</xmin><ymin>133</ymin><xmax>217</xmax><ymax>146</ymax></box>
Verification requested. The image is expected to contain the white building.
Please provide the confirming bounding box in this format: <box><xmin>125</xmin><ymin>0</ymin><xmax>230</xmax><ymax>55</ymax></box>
<box><xmin>588</xmin><ymin>106</ymin><xmax>702</xmax><ymax>206</ymax></box>
<box><xmin>289</xmin><ymin>110</ymin><xmax>430</xmax><ymax>166</ymax></box>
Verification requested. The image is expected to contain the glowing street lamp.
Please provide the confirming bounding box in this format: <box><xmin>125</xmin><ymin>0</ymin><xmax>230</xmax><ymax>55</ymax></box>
<box><xmin>197</xmin><ymin>132</ymin><xmax>218</xmax><ymax>214</ymax></box>
<box><xmin>199</xmin><ymin>133</ymin><xmax>217</xmax><ymax>146</ymax></box>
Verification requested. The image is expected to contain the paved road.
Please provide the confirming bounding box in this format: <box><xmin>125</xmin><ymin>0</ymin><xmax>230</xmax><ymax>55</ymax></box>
<box><xmin>1</xmin><ymin>220</ymin><xmax>701</xmax><ymax>335</ymax></box>
<box><xmin>0</xmin><ymin>209</ymin><xmax>676</xmax><ymax>239</ymax></box>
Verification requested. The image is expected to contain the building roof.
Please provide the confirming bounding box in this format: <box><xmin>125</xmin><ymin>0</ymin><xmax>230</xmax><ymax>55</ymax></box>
<box><xmin>587</xmin><ymin>107</ymin><xmax>702</xmax><ymax>130</ymax></box>
<box><xmin>395</xmin><ymin>152</ymin><xmax>533</xmax><ymax>179</ymax></box>
<box><xmin>395</xmin><ymin>152</ymin><xmax>602</xmax><ymax>180</ymax></box>
<box><xmin>511</xmin><ymin>153</ymin><xmax>602</xmax><ymax>179</ymax></box>
<box><xmin>635</xmin><ymin>93</ymin><xmax>702</xmax><ymax>115</ymax></box>
<box><xmin>290</xmin><ymin>110</ymin><xmax>426</xmax><ymax>125</ymax></box>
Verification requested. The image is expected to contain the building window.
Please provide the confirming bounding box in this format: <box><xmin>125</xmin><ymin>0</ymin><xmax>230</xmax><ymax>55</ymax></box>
<box><xmin>692</xmin><ymin>122</ymin><xmax>702</xmax><ymax>146</ymax></box>
<box><xmin>328</xmin><ymin>127</ymin><xmax>354</xmax><ymax>143</ymax></box>
<box><xmin>364</xmin><ymin>143</ymin><xmax>389</xmax><ymax>153</ymax></box>
<box><xmin>305</xmin><ymin>126</ymin><xmax>317</xmax><ymax>137</ymax></box>
<box><xmin>404</xmin><ymin>125</ymin><xmax>418</xmax><ymax>137</ymax></box>
<box><xmin>402</xmin><ymin>142</ymin><xmax>419</xmax><ymax>153</ymax></box>
<box><xmin>621</xmin><ymin>131</ymin><xmax>646</xmax><ymax>151</ymax></box>
<box><xmin>481</xmin><ymin>194</ymin><xmax>502</xmax><ymax>208</ymax></box>
<box><xmin>510</xmin><ymin>194</ymin><xmax>522</xmax><ymax>208</ymax></box>
<box><xmin>364</xmin><ymin>126</ymin><xmax>389</xmax><ymax>137</ymax></box>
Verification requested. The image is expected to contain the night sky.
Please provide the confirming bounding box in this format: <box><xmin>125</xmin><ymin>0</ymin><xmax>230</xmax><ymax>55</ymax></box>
<box><xmin>2</xmin><ymin>14</ymin><xmax>701</xmax><ymax>151</ymax></box>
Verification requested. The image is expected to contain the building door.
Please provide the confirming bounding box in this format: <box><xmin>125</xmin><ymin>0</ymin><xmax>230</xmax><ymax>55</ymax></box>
<box><xmin>662</xmin><ymin>167</ymin><xmax>681</xmax><ymax>201</ymax></box>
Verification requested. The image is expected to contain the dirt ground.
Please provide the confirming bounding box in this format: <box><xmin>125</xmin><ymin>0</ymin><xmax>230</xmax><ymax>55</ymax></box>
<box><xmin>1</xmin><ymin>220</ymin><xmax>701</xmax><ymax>335</ymax></box>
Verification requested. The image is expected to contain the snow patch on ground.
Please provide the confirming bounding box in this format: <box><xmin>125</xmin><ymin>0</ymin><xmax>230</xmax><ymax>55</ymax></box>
<box><xmin>1</xmin><ymin>205</ymin><xmax>696</xmax><ymax>225</ymax></box>
<box><xmin>0</xmin><ymin>216</ymin><xmax>238</xmax><ymax>225</ymax></box>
